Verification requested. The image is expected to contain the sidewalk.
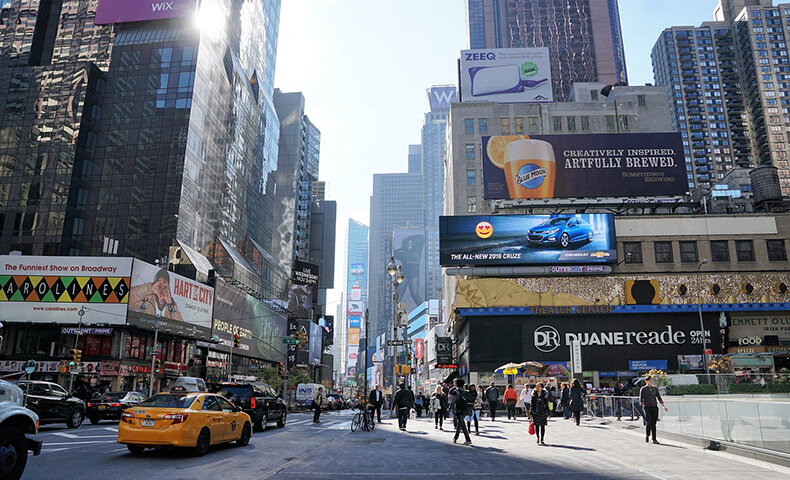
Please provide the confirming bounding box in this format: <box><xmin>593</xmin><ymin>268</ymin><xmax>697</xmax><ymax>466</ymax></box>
<box><xmin>361</xmin><ymin>413</ymin><xmax>790</xmax><ymax>479</ymax></box>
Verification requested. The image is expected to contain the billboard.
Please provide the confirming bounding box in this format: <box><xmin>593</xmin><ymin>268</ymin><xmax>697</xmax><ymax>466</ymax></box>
<box><xmin>439</xmin><ymin>214</ymin><xmax>617</xmax><ymax>266</ymax></box>
<box><xmin>350</xmin><ymin>263</ymin><xmax>365</xmax><ymax>275</ymax></box>
<box><xmin>460</xmin><ymin>48</ymin><xmax>553</xmax><ymax>103</ymax></box>
<box><xmin>212</xmin><ymin>279</ymin><xmax>286</xmax><ymax>360</ymax></box>
<box><xmin>293</xmin><ymin>261</ymin><xmax>319</xmax><ymax>286</ymax></box>
<box><xmin>429</xmin><ymin>86</ymin><xmax>457</xmax><ymax>110</ymax></box>
<box><xmin>0</xmin><ymin>255</ymin><xmax>131</xmax><ymax>325</ymax></box>
<box><xmin>95</xmin><ymin>0</ymin><xmax>198</xmax><ymax>25</ymax></box>
<box><xmin>393</xmin><ymin>227</ymin><xmax>425</xmax><ymax>313</ymax></box>
<box><xmin>127</xmin><ymin>259</ymin><xmax>213</xmax><ymax>338</ymax></box>
<box><xmin>482</xmin><ymin>133</ymin><xmax>687</xmax><ymax>199</ymax></box>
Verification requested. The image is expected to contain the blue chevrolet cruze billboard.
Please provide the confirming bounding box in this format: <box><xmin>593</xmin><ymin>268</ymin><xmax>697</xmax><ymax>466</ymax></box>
<box><xmin>439</xmin><ymin>214</ymin><xmax>617</xmax><ymax>266</ymax></box>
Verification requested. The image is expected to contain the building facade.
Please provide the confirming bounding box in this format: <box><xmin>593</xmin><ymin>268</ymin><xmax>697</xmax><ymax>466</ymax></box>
<box><xmin>445</xmin><ymin>82</ymin><xmax>676</xmax><ymax>217</ymax></box>
<box><xmin>368</xmin><ymin>173</ymin><xmax>425</xmax><ymax>346</ymax></box>
<box><xmin>272</xmin><ymin>89</ymin><xmax>321</xmax><ymax>274</ymax></box>
<box><xmin>466</xmin><ymin>0</ymin><xmax>628</xmax><ymax>101</ymax></box>
<box><xmin>449</xmin><ymin>213</ymin><xmax>790</xmax><ymax>387</ymax></box>
<box><xmin>340</xmin><ymin>219</ymin><xmax>369</xmax><ymax>383</ymax></box>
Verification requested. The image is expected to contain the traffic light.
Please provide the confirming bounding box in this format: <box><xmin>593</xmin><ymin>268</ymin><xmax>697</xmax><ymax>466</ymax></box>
<box><xmin>293</xmin><ymin>334</ymin><xmax>300</xmax><ymax>345</ymax></box>
<box><xmin>154</xmin><ymin>358</ymin><xmax>162</xmax><ymax>374</ymax></box>
<box><xmin>278</xmin><ymin>362</ymin><xmax>284</xmax><ymax>376</ymax></box>
<box><xmin>299</xmin><ymin>331</ymin><xmax>308</xmax><ymax>345</ymax></box>
<box><xmin>68</xmin><ymin>349</ymin><xmax>81</xmax><ymax>366</ymax></box>
<box><xmin>233</xmin><ymin>334</ymin><xmax>241</xmax><ymax>348</ymax></box>
<box><xmin>407</xmin><ymin>354</ymin><xmax>412</xmax><ymax>367</ymax></box>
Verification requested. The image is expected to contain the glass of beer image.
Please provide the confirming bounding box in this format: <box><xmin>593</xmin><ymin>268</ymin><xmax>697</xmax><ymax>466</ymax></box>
<box><xmin>503</xmin><ymin>139</ymin><xmax>556</xmax><ymax>199</ymax></box>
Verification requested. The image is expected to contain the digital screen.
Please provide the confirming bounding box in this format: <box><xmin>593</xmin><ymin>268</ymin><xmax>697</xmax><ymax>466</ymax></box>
<box><xmin>440</xmin><ymin>214</ymin><xmax>616</xmax><ymax>266</ymax></box>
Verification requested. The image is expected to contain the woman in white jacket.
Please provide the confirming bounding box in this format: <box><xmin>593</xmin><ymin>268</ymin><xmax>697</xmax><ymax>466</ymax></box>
<box><xmin>519</xmin><ymin>384</ymin><xmax>533</xmax><ymax>418</ymax></box>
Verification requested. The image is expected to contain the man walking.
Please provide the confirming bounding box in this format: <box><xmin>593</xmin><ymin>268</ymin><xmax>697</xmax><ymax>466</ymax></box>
<box><xmin>450</xmin><ymin>378</ymin><xmax>472</xmax><ymax>445</ymax></box>
<box><xmin>639</xmin><ymin>376</ymin><xmax>668</xmax><ymax>444</ymax></box>
<box><xmin>485</xmin><ymin>382</ymin><xmax>499</xmax><ymax>421</ymax></box>
<box><xmin>394</xmin><ymin>383</ymin><xmax>413</xmax><ymax>431</ymax></box>
<box><xmin>313</xmin><ymin>386</ymin><xmax>328</xmax><ymax>424</ymax></box>
<box><xmin>368</xmin><ymin>385</ymin><xmax>384</xmax><ymax>423</ymax></box>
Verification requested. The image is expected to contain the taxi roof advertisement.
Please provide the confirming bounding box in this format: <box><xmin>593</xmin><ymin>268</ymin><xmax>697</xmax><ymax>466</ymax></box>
<box><xmin>439</xmin><ymin>214</ymin><xmax>616</xmax><ymax>267</ymax></box>
<box><xmin>482</xmin><ymin>133</ymin><xmax>687</xmax><ymax>200</ymax></box>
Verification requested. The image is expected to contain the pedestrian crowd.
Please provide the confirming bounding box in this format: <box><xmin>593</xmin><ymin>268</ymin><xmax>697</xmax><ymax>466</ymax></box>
<box><xmin>348</xmin><ymin>375</ymin><xmax>671</xmax><ymax>448</ymax></box>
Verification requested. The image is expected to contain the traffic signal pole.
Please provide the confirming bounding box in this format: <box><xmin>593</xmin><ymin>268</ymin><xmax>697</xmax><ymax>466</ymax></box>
<box><xmin>68</xmin><ymin>307</ymin><xmax>85</xmax><ymax>395</ymax></box>
<box><xmin>148</xmin><ymin>325</ymin><xmax>159</xmax><ymax>397</ymax></box>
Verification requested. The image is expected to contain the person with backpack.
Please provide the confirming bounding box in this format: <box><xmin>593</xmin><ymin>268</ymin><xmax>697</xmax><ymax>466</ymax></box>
<box><xmin>312</xmin><ymin>386</ymin><xmax>328</xmax><ymax>424</ymax></box>
<box><xmin>394</xmin><ymin>383</ymin><xmax>414</xmax><ymax>431</ymax></box>
<box><xmin>503</xmin><ymin>384</ymin><xmax>518</xmax><ymax>420</ymax></box>
<box><xmin>430</xmin><ymin>385</ymin><xmax>448</xmax><ymax>430</ymax></box>
<box><xmin>484</xmin><ymin>382</ymin><xmax>499</xmax><ymax>421</ymax></box>
<box><xmin>465</xmin><ymin>384</ymin><xmax>482</xmax><ymax>435</ymax></box>
<box><xmin>450</xmin><ymin>378</ymin><xmax>473</xmax><ymax>445</ymax></box>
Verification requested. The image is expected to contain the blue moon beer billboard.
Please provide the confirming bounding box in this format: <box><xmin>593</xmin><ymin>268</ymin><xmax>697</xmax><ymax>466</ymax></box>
<box><xmin>482</xmin><ymin>133</ymin><xmax>687</xmax><ymax>199</ymax></box>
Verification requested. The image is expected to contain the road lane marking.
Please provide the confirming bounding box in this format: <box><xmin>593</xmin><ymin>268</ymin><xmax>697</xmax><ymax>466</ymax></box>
<box><xmin>50</xmin><ymin>432</ymin><xmax>117</xmax><ymax>439</ymax></box>
<box><xmin>42</xmin><ymin>440</ymin><xmax>116</xmax><ymax>446</ymax></box>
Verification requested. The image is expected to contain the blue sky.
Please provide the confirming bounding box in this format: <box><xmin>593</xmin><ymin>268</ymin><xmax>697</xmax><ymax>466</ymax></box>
<box><xmin>272</xmin><ymin>0</ymin><xmax>743</xmax><ymax>308</ymax></box>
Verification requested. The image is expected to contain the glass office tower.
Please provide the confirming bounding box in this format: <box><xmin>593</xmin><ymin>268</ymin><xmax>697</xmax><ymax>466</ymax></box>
<box><xmin>466</xmin><ymin>0</ymin><xmax>627</xmax><ymax>101</ymax></box>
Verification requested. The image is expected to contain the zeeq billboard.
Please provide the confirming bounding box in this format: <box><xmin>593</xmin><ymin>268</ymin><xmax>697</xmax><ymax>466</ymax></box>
<box><xmin>439</xmin><ymin>214</ymin><xmax>616</xmax><ymax>266</ymax></box>
<box><xmin>460</xmin><ymin>48</ymin><xmax>553</xmax><ymax>103</ymax></box>
<box><xmin>482</xmin><ymin>133</ymin><xmax>687</xmax><ymax>199</ymax></box>
<box><xmin>95</xmin><ymin>0</ymin><xmax>198</xmax><ymax>25</ymax></box>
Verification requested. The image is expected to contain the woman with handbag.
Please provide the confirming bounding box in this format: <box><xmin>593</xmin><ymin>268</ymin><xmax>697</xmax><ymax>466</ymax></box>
<box><xmin>529</xmin><ymin>382</ymin><xmax>550</xmax><ymax>445</ymax></box>
<box><xmin>431</xmin><ymin>385</ymin><xmax>448</xmax><ymax>430</ymax></box>
<box><xmin>570</xmin><ymin>378</ymin><xmax>587</xmax><ymax>426</ymax></box>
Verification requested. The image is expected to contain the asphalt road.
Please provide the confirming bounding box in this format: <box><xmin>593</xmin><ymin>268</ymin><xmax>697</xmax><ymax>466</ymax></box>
<box><xmin>22</xmin><ymin>410</ymin><xmax>790</xmax><ymax>480</ymax></box>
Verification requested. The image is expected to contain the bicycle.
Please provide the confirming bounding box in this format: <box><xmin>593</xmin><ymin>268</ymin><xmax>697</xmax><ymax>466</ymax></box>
<box><xmin>351</xmin><ymin>404</ymin><xmax>375</xmax><ymax>432</ymax></box>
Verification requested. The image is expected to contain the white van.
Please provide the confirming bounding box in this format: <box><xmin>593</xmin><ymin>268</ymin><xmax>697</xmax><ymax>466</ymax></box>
<box><xmin>169</xmin><ymin>377</ymin><xmax>207</xmax><ymax>393</ymax></box>
<box><xmin>295</xmin><ymin>383</ymin><xmax>323</xmax><ymax>407</ymax></box>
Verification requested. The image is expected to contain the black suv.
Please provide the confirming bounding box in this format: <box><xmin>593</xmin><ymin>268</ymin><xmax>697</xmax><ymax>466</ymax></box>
<box><xmin>17</xmin><ymin>380</ymin><xmax>86</xmax><ymax>428</ymax></box>
<box><xmin>214</xmin><ymin>382</ymin><xmax>287</xmax><ymax>432</ymax></box>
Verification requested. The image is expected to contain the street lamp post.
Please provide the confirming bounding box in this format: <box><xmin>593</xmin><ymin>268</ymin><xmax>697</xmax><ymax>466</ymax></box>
<box><xmin>696</xmin><ymin>259</ymin><xmax>711</xmax><ymax>380</ymax></box>
<box><xmin>387</xmin><ymin>256</ymin><xmax>404</xmax><ymax>399</ymax></box>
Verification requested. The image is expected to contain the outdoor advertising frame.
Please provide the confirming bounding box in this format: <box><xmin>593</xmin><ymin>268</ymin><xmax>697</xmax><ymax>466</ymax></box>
<box><xmin>95</xmin><ymin>0</ymin><xmax>198</xmax><ymax>25</ymax></box>
<box><xmin>127</xmin><ymin>259</ymin><xmax>213</xmax><ymax>338</ymax></box>
<box><xmin>393</xmin><ymin>227</ymin><xmax>426</xmax><ymax>312</ymax></box>
<box><xmin>0</xmin><ymin>255</ymin><xmax>132</xmax><ymax>325</ymax></box>
<box><xmin>482</xmin><ymin>133</ymin><xmax>687</xmax><ymax>199</ymax></box>
<box><xmin>439</xmin><ymin>214</ymin><xmax>617</xmax><ymax>266</ymax></box>
<box><xmin>212</xmin><ymin>279</ymin><xmax>286</xmax><ymax>361</ymax></box>
<box><xmin>460</xmin><ymin>48</ymin><xmax>553</xmax><ymax>103</ymax></box>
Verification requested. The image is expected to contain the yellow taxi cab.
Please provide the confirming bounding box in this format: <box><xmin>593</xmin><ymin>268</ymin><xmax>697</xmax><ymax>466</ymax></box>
<box><xmin>117</xmin><ymin>391</ymin><xmax>252</xmax><ymax>456</ymax></box>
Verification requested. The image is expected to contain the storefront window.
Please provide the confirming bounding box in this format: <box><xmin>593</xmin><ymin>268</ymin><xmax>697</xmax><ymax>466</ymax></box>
<box><xmin>14</xmin><ymin>329</ymin><xmax>60</xmax><ymax>355</ymax></box>
<box><xmin>124</xmin><ymin>334</ymin><xmax>147</xmax><ymax>360</ymax></box>
<box><xmin>77</xmin><ymin>334</ymin><xmax>113</xmax><ymax>356</ymax></box>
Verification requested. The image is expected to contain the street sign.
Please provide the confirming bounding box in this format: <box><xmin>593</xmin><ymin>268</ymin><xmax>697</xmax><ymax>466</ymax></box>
<box><xmin>282</xmin><ymin>338</ymin><xmax>297</xmax><ymax>344</ymax></box>
<box><xmin>387</xmin><ymin>340</ymin><xmax>405</xmax><ymax>346</ymax></box>
<box><xmin>146</xmin><ymin>348</ymin><xmax>160</xmax><ymax>355</ymax></box>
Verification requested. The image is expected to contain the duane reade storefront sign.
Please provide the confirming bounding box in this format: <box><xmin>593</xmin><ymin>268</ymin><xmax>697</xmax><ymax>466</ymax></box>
<box><xmin>533</xmin><ymin>324</ymin><xmax>698</xmax><ymax>353</ymax></box>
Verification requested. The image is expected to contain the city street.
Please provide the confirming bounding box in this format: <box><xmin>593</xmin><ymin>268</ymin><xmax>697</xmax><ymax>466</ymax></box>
<box><xmin>22</xmin><ymin>410</ymin><xmax>790</xmax><ymax>480</ymax></box>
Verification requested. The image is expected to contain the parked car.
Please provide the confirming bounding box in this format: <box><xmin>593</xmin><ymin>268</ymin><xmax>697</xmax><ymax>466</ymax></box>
<box><xmin>1</xmin><ymin>379</ymin><xmax>42</xmax><ymax>480</ymax></box>
<box><xmin>213</xmin><ymin>382</ymin><xmax>286</xmax><ymax>432</ymax></box>
<box><xmin>118</xmin><ymin>392</ymin><xmax>251</xmax><ymax>456</ymax></box>
<box><xmin>17</xmin><ymin>380</ymin><xmax>85</xmax><ymax>428</ymax></box>
<box><xmin>87</xmin><ymin>391</ymin><xmax>146</xmax><ymax>424</ymax></box>
<box><xmin>527</xmin><ymin>216</ymin><xmax>593</xmax><ymax>249</ymax></box>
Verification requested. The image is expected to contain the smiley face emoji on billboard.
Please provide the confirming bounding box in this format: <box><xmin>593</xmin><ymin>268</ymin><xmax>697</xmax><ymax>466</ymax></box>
<box><xmin>475</xmin><ymin>221</ymin><xmax>493</xmax><ymax>239</ymax></box>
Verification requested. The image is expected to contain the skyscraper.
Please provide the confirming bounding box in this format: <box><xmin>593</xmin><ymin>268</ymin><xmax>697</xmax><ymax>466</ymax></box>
<box><xmin>367</xmin><ymin>173</ymin><xmax>425</xmax><ymax>343</ymax></box>
<box><xmin>466</xmin><ymin>0</ymin><xmax>627</xmax><ymax>101</ymax></box>
<box><xmin>422</xmin><ymin>86</ymin><xmax>456</xmax><ymax>303</ymax></box>
<box><xmin>0</xmin><ymin>0</ymin><xmax>287</xmax><ymax>300</ymax></box>
<box><xmin>272</xmin><ymin>89</ymin><xmax>321</xmax><ymax>272</ymax></box>
<box><xmin>341</xmin><ymin>219</ymin><xmax>369</xmax><ymax>381</ymax></box>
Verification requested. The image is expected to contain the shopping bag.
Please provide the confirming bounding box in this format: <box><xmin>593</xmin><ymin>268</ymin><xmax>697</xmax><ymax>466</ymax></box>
<box><xmin>410</xmin><ymin>408</ymin><xmax>417</xmax><ymax>419</ymax></box>
<box><xmin>549</xmin><ymin>402</ymin><xmax>554</xmax><ymax>412</ymax></box>
<box><xmin>528</xmin><ymin>421</ymin><xmax>535</xmax><ymax>435</ymax></box>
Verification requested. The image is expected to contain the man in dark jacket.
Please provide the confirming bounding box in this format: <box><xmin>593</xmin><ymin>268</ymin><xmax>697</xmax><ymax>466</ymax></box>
<box><xmin>368</xmin><ymin>385</ymin><xmax>384</xmax><ymax>423</ymax></box>
<box><xmin>484</xmin><ymin>382</ymin><xmax>499</xmax><ymax>421</ymax></box>
<box><xmin>393</xmin><ymin>383</ymin><xmax>413</xmax><ymax>431</ymax></box>
<box><xmin>450</xmin><ymin>378</ymin><xmax>472</xmax><ymax>445</ymax></box>
<box><xmin>639</xmin><ymin>376</ymin><xmax>668</xmax><ymax>444</ymax></box>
